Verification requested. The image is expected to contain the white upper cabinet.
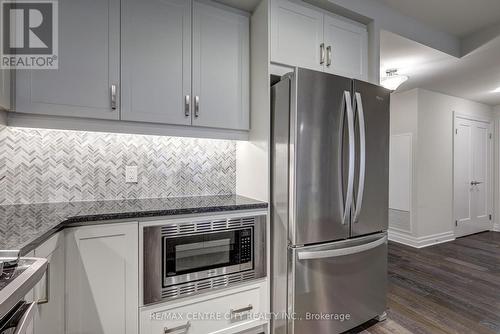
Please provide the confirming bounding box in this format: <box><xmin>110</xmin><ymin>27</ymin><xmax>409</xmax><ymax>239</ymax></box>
<box><xmin>271</xmin><ymin>0</ymin><xmax>368</xmax><ymax>80</ymax></box>
<box><xmin>271</xmin><ymin>0</ymin><xmax>324</xmax><ymax>72</ymax></box>
<box><xmin>121</xmin><ymin>0</ymin><xmax>192</xmax><ymax>125</ymax></box>
<box><xmin>192</xmin><ymin>1</ymin><xmax>249</xmax><ymax>130</ymax></box>
<box><xmin>0</xmin><ymin>69</ymin><xmax>10</xmax><ymax>111</ymax></box>
<box><xmin>15</xmin><ymin>0</ymin><xmax>120</xmax><ymax>120</ymax></box>
<box><xmin>12</xmin><ymin>0</ymin><xmax>250</xmax><ymax>135</ymax></box>
<box><xmin>323</xmin><ymin>14</ymin><xmax>368</xmax><ymax>80</ymax></box>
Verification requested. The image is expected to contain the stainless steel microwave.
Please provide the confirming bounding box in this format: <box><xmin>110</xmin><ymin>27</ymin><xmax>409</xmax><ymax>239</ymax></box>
<box><xmin>142</xmin><ymin>214</ymin><xmax>266</xmax><ymax>305</ymax></box>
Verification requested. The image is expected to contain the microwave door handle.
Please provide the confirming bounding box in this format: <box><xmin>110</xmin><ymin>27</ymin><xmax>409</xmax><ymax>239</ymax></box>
<box><xmin>342</xmin><ymin>91</ymin><xmax>355</xmax><ymax>225</ymax></box>
<box><xmin>353</xmin><ymin>92</ymin><xmax>366</xmax><ymax>223</ymax></box>
<box><xmin>13</xmin><ymin>302</ymin><xmax>37</xmax><ymax>334</ymax></box>
<box><xmin>297</xmin><ymin>235</ymin><xmax>387</xmax><ymax>260</ymax></box>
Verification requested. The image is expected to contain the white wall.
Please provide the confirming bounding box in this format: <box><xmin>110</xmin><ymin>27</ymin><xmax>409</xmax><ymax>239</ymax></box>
<box><xmin>390</xmin><ymin>88</ymin><xmax>495</xmax><ymax>247</ymax></box>
<box><xmin>236</xmin><ymin>0</ymin><xmax>270</xmax><ymax>202</ymax></box>
<box><xmin>417</xmin><ymin>89</ymin><xmax>493</xmax><ymax>238</ymax></box>
<box><xmin>389</xmin><ymin>90</ymin><xmax>418</xmax><ymax>235</ymax></box>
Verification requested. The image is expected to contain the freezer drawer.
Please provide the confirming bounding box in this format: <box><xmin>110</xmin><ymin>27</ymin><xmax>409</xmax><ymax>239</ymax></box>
<box><xmin>290</xmin><ymin>233</ymin><xmax>387</xmax><ymax>334</ymax></box>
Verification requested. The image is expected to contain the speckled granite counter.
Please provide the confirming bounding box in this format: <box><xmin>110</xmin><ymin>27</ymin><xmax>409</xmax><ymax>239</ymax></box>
<box><xmin>0</xmin><ymin>195</ymin><xmax>268</xmax><ymax>255</ymax></box>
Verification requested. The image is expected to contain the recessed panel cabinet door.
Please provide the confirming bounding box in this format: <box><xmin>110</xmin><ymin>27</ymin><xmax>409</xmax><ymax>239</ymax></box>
<box><xmin>0</xmin><ymin>69</ymin><xmax>9</xmax><ymax>111</ymax></box>
<box><xmin>323</xmin><ymin>15</ymin><xmax>368</xmax><ymax>80</ymax></box>
<box><xmin>192</xmin><ymin>1</ymin><xmax>249</xmax><ymax>130</ymax></box>
<box><xmin>15</xmin><ymin>0</ymin><xmax>120</xmax><ymax>120</ymax></box>
<box><xmin>66</xmin><ymin>223</ymin><xmax>138</xmax><ymax>334</ymax></box>
<box><xmin>271</xmin><ymin>0</ymin><xmax>324</xmax><ymax>71</ymax></box>
<box><xmin>121</xmin><ymin>0</ymin><xmax>192</xmax><ymax>125</ymax></box>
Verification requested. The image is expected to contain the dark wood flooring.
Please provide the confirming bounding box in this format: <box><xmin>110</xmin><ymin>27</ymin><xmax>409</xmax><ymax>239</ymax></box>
<box><xmin>350</xmin><ymin>232</ymin><xmax>500</xmax><ymax>334</ymax></box>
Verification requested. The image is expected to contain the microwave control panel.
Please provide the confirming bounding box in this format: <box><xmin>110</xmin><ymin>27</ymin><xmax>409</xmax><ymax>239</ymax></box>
<box><xmin>240</xmin><ymin>229</ymin><xmax>252</xmax><ymax>263</ymax></box>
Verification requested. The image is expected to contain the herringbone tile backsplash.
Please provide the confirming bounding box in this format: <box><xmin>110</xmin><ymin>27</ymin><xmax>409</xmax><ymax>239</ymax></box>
<box><xmin>0</xmin><ymin>126</ymin><xmax>236</xmax><ymax>205</ymax></box>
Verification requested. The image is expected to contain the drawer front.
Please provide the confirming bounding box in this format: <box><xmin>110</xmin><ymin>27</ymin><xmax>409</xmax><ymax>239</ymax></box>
<box><xmin>141</xmin><ymin>284</ymin><xmax>266</xmax><ymax>334</ymax></box>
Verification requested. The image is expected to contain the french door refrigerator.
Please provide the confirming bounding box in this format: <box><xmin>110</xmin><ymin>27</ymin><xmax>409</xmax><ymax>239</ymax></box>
<box><xmin>271</xmin><ymin>67</ymin><xmax>390</xmax><ymax>334</ymax></box>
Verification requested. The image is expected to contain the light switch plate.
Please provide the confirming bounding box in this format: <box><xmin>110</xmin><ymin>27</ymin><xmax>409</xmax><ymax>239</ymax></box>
<box><xmin>125</xmin><ymin>165</ymin><xmax>138</xmax><ymax>183</ymax></box>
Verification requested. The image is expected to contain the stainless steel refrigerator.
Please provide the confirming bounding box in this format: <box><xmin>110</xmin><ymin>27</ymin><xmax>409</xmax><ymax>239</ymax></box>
<box><xmin>271</xmin><ymin>67</ymin><xmax>390</xmax><ymax>334</ymax></box>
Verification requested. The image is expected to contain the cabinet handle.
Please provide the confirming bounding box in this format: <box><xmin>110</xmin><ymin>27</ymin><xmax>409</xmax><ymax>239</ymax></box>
<box><xmin>320</xmin><ymin>43</ymin><xmax>325</xmax><ymax>64</ymax></box>
<box><xmin>164</xmin><ymin>321</ymin><xmax>190</xmax><ymax>334</ymax></box>
<box><xmin>194</xmin><ymin>96</ymin><xmax>200</xmax><ymax>118</ymax></box>
<box><xmin>326</xmin><ymin>45</ymin><xmax>332</xmax><ymax>67</ymax></box>
<box><xmin>37</xmin><ymin>263</ymin><xmax>50</xmax><ymax>305</ymax></box>
<box><xmin>110</xmin><ymin>84</ymin><xmax>117</xmax><ymax>110</ymax></box>
<box><xmin>184</xmin><ymin>95</ymin><xmax>190</xmax><ymax>117</ymax></box>
<box><xmin>230</xmin><ymin>304</ymin><xmax>253</xmax><ymax>317</ymax></box>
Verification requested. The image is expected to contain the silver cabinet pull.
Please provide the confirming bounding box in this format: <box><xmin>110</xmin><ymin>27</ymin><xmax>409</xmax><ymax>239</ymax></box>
<box><xmin>320</xmin><ymin>43</ymin><xmax>325</xmax><ymax>64</ymax></box>
<box><xmin>37</xmin><ymin>263</ymin><xmax>50</xmax><ymax>305</ymax></box>
<box><xmin>471</xmin><ymin>181</ymin><xmax>483</xmax><ymax>185</ymax></box>
<box><xmin>194</xmin><ymin>96</ymin><xmax>200</xmax><ymax>118</ymax></box>
<box><xmin>353</xmin><ymin>92</ymin><xmax>366</xmax><ymax>224</ymax></box>
<box><xmin>164</xmin><ymin>321</ymin><xmax>190</xmax><ymax>334</ymax></box>
<box><xmin>110</xmin><ymin>84</ymin><xmax>117</xmax><ymax>110</ymax></box>
<box><xmin>230</xmin><ymin>304</ymin><xmax>253</xmax><ymax>317</ymax></box>
<box><xmin>326</xmin><ymin>45</ymin><xmax>332</xmax><ymax>67</ymax></box>
<box><xmin>184</xmin><ymin>95</ymin><xmax>190</xmax><ymax>117</ymax></box>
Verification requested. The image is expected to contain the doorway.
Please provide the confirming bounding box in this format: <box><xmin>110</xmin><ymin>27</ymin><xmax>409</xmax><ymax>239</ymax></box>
<box><xmin>453</xmin><ymin>115</ymin><xmax>493</xmax><ymax>237</ymax></box>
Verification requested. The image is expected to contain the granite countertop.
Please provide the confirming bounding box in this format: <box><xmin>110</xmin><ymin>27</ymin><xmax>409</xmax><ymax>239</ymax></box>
<box><xmin>0</xmin><ymin>195</ymin><xmax>268</xmax><ymax>256</ymax></box>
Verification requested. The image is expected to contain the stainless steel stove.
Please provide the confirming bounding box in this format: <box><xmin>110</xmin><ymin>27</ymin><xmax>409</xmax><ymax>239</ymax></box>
<box><xmin>0</xmin><ymin>251</ymin><xmax>47</xmax><ymax>334</ymax></box>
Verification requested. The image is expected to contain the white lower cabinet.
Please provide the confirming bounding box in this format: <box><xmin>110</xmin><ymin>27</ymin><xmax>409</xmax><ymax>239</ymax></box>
<box><xmin>32</xmin><ymin>233</ymin><xmax>65</xmax><ymax>334</ymax></box>
<box><xmin>65</xmin><ymin>223</ymin><xmax>139</xmax><ymax>334</ymax></box>
<box><xmin>140</xmin><ymin>282</ymin><xmax>268</xmax><ymax>334</ymax></box>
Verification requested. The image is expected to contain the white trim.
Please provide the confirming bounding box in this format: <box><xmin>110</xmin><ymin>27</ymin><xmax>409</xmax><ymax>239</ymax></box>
<box><xmin>493</xmin><ymin>224</ymin><xmax>500</xmax><ymax>232</ymax></box>
<box><xmin>388</xmin><ymin>229</ymin><xmax>455</xmax><ymax>248</ymax></box>
<box><xmin>454</xmin><ymin>112</ymin><xmax>493</xmax><ymax>124</ymax></box>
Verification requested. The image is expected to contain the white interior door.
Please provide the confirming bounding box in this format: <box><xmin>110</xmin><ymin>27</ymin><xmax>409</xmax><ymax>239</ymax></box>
<box><xmin>454</xmin><ymin>116</ymin><xmax>493</xmax><ymax>237</ymax></box>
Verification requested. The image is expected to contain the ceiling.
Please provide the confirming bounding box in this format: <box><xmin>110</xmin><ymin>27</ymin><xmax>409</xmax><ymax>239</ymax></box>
<box><xmin>377</xmin><ymin>0</ymin><xmax>500</xmax><ymax>37</ymax></box>
<box><xmin>214</xmin><ymin>0</ymin><xmax>261</xmax><ymax>12</ymax></box>
<box><xmin>381</xmin><ymin>30</ymin><xmax>500</xmax><ymax>106</ymax></box>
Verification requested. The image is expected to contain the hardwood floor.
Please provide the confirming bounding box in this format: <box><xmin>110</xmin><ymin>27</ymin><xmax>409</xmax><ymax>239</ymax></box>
<box><xmin>349</xmin><ymin>232</ymin><xmax>500</xmax><ymax>334</ymax></box>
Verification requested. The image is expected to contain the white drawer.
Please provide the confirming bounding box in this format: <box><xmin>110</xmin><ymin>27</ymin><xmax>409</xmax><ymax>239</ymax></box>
<box><xmin>140</xmin><ymin>282</ymin><xmax>267</xmax><ymax>334</ymax></box>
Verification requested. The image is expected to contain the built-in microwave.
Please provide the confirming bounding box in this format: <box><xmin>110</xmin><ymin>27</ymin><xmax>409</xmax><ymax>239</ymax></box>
<box><xmin>142</xmin><ymin>214</ymin><xmax>266</xmax><ymax>305</ymax></box>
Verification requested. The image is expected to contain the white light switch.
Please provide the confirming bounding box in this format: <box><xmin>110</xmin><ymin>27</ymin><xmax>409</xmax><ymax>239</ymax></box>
<box><xmin>125</xmin><ymin>165</ymin><xmax>138</xmax><ymax>183</ymax></box>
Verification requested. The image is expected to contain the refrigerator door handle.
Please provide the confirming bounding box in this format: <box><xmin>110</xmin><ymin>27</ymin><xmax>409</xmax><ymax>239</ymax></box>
<box><xmin>297</xmin><ymin>235</ymin><xmax>387</xmax><ymax>260</ymax></box>
<box><xmin>353</xmin><ymin>92</ymin><xmax>366</xmax><ymax>223</ymax></box>
<box><xmin>343</xmin><ymin>91</ymin><xmax>355</xmax><ymax>225</ymax></box>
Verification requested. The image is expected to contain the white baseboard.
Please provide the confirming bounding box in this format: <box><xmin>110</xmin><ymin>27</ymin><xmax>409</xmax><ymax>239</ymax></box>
<box><xmin>388</xmin><ymin>229</ymin><xmax>455</xmax><ymax>248</ymax></box>
<box><xmin>493</xmin><ymin>224</ymin><xmax>500</xmax><ymax>232</ymax></box>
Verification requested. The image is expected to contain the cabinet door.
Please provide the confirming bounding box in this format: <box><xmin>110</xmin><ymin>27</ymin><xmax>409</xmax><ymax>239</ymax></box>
<box><xmin>33</xmin><ymin>233</ymin><xmax>65</xmax><ymax>334</ymax></box>
<box><xmin>121</xmin><ymin>0</ymin><xmax>192</xmax><ymax>125</ymax></box>
<box><xmin>323</xmin><ymin>15</ymin><xmax>368</xmax><ymax>80</ymax></box>
<box><xmin>0</xmin><ymin>69</ymin><xmax>9</xmax><ymax>111</ymax></box>
<box><xmin>271</xmin><ymin>0</ymin><xmax>324</xmax><ymax>71</ymax></box>
<box><xmin>15</xmin><ymin>0</ymin><xmax>120</xmax><ymax>120</ymax></box>
<box><xmin>66</xmin><ymin>223</ymin><xmax>138</xmax><ymax>334</ymax></box>
<box><xmin>192</xmin><ymin>1</ymin><xmax>249</xmax><ymax>130</ymax></box>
